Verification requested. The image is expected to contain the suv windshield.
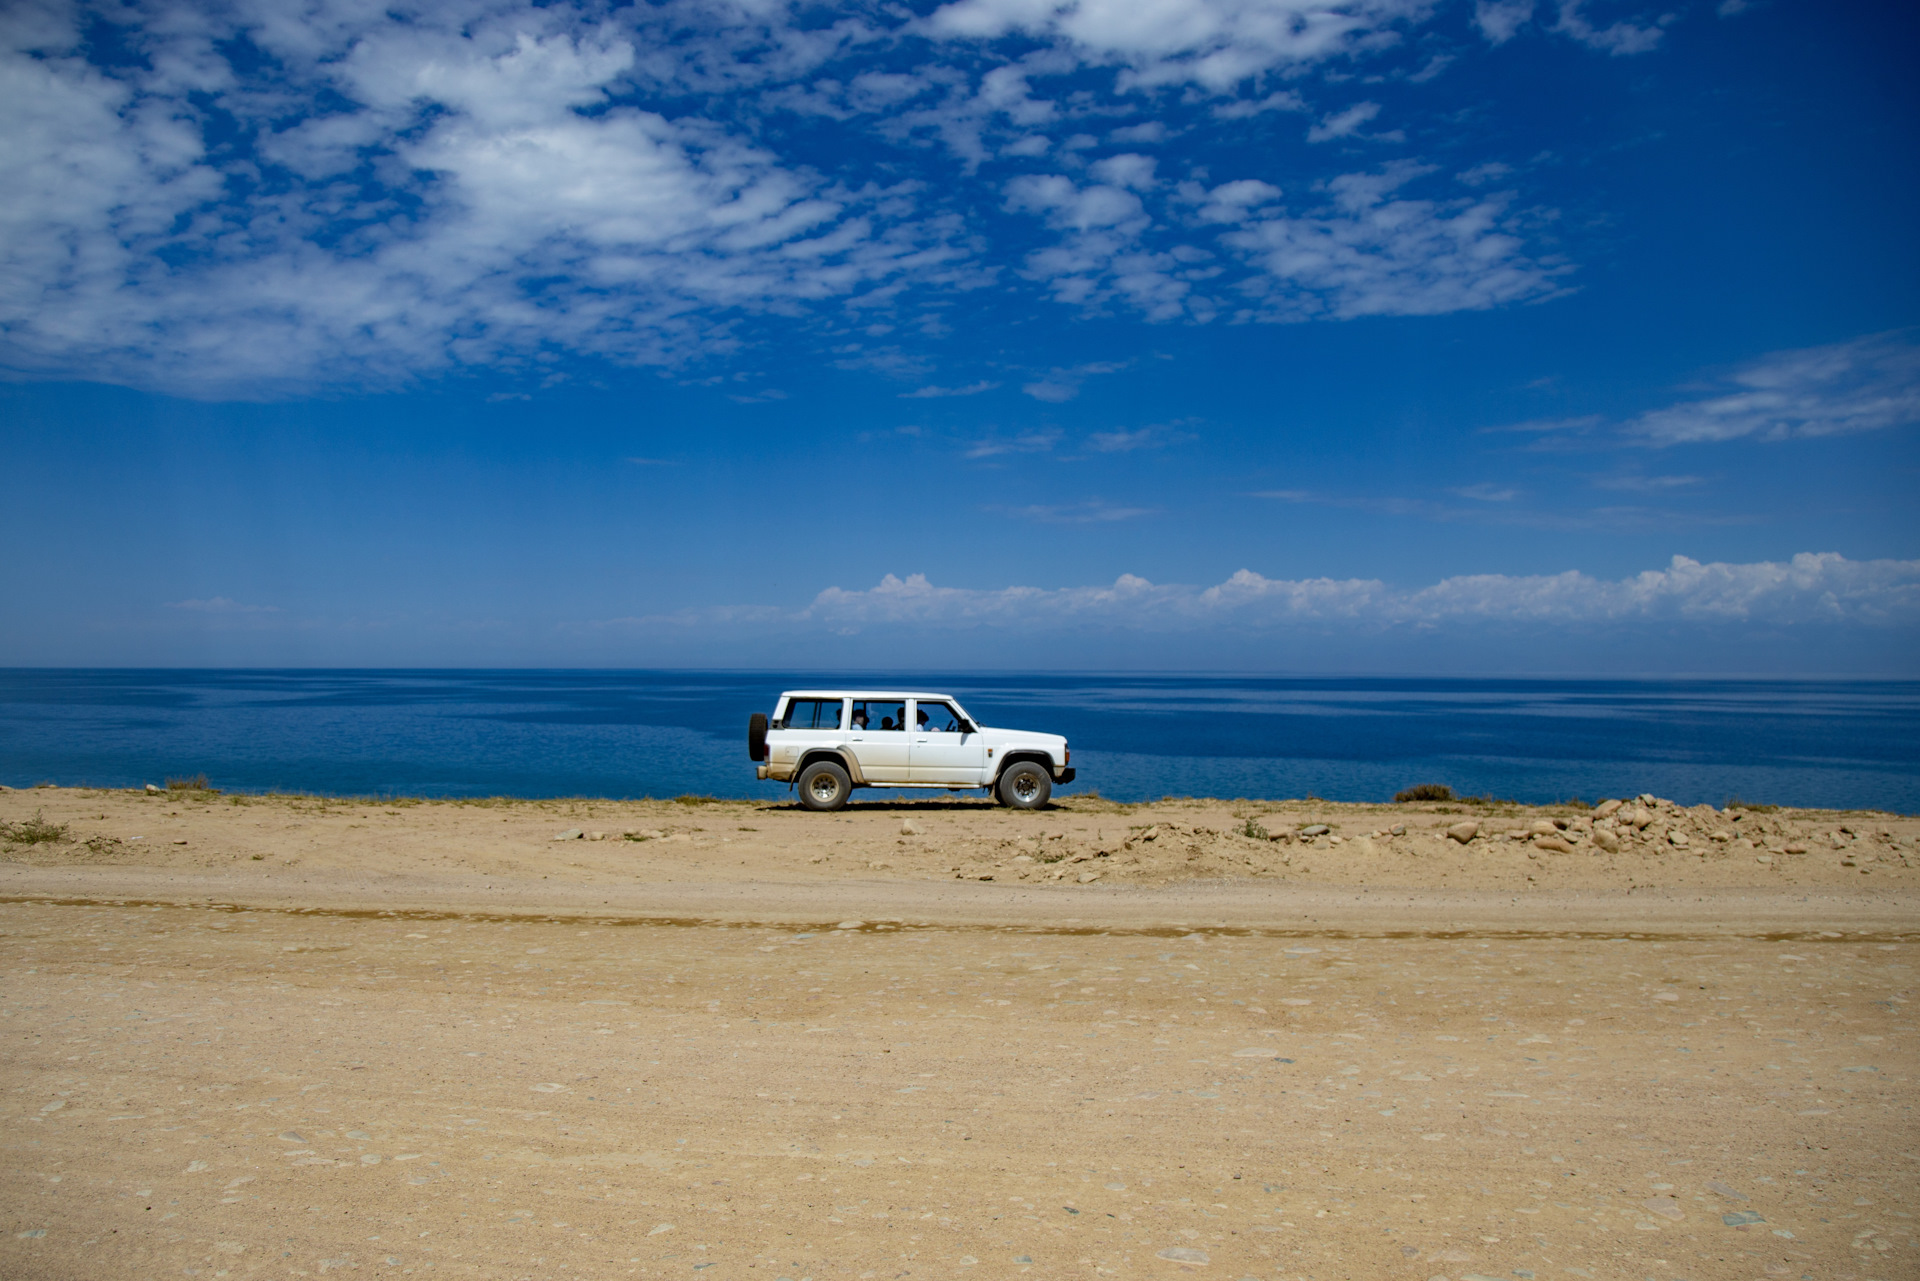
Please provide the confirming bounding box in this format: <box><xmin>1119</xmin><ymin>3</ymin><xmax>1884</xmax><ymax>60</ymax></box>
<box><xmin>915</xmin><ymin>701</ymin><xmax>965</xmax><ymax>733</ymax></box>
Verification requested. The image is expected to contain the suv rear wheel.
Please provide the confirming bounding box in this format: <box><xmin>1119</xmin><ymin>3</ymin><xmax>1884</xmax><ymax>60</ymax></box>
<box><xmin>797</xmin><ymin>759</ymin><xmax>852</xmax><ymax>812</ymax></box>
<box><xmin>997</xmin><ymin>761</ymin><xmax>1051</xmax><ymax>810</ymax></box>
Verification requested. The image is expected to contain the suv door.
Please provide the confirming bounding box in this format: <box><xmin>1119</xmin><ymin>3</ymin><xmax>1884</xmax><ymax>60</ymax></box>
<box><xmin>907</xmin><ymin>699</ymin><xmax>987</xmax><ymax>785</ymax></box>
<box><xmin>846</xmin><ymin>699</ymin><xmax>910</xmax><ymax>782</ymax></box>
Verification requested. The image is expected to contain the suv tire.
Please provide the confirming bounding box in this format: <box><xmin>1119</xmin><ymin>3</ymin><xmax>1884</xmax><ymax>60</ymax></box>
<box><xmin>797</xmin><ymin>759</ymin><xmax>852</xmax><ymax>812</ymax></box>
<box><xmin>997</xmin><ymin>761</ymin><xmax>1051</xmax><ymax>810</ymax></box>
<box><xmin>747</xmin><ymin>713</ymin><xmax>769</xmax><ymax>762</ymax></box>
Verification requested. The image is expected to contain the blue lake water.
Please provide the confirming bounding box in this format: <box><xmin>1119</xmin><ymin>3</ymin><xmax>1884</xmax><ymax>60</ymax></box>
<box><xmin>0</xmin><ymin>670</ymin><xmax>1915</xmax><ymax>812</ymax></box>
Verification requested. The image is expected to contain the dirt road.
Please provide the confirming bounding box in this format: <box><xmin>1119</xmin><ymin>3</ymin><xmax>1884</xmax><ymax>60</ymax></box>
<box><xmin>2</xmin><ymin>787</ymin><xmax>1915</xmax><ymax>1281</ymax></box>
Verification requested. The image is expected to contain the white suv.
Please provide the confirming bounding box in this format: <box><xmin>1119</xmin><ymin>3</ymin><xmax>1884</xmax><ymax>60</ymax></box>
<box><xmin>748</xmin><ymin>690</ymin><xmax>1074</xmax><ymax>811</ymax></box>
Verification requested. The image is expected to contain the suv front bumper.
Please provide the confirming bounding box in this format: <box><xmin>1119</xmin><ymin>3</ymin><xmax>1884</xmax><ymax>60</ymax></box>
<box><xmin>1054</xmin><ymin>768</ymin><xmax>1076</xmax><ymax>784</ymax></box>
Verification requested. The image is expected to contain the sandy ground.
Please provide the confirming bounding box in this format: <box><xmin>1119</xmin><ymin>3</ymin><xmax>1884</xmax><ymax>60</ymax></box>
<box><xmin>2</xmin><ymin>786</ymin><xmax>1917</xmax><ymax>1281</ymax></box>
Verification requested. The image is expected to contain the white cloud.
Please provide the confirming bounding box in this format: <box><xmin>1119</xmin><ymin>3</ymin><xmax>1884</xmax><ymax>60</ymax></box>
<box><xmin>1306</xmin><ymin>100</ymin><xmax>1383</xmax><ymax>143</ymax></box>
<box><xmin>797</xmin><ymin>553</ymin><xmax>1920</xmax><ymax>632</ymax></box>
<box><xmin>1006</xmin><ymin>501</ymin><xmax>1158</xmax><ymax>523</ymax></box>
<box><xmin>1211</xmin><ymin>89</ymin><xmax>1307</xmax><ymax>119</ymax></box>
<box><xmin>0</xmin><ymin>0</ymin><xmax>1667</xmax><ymax>397</ymax></box>
<box><xmin>1220</xmin><ymin>162</ymin><xmax>1570</xmax><ymax>319</ymax></box>
<box><xmin>900</xmin><ymin>380</ymin><xmax>1001</xmax><ymax>398</ymax></box>
<box><xmin>965</xmin><ymin>429</ymin><xmax>1061</xmax><ymax>457</ymax></box>
<box><xmin>1473</xmin><ymin>0</ymin><xmax>1535</xmax><ymax>43</ymax></box>
<box><xmin>1005</xmin><ymin>174</ymin><xmax>1150</xmax><ymax>233</ymax></box>
<box><xmin>0</xmin><ymin>0</ymin><xmax>962</xmax><ymax>397</ymax></box>
<box><xmin>1551</xmin><ymin>1</ymin><xmax>1671</xmax><ymax>55</ymax></box>
<box><xmin>1020</xmin><ymin>361</ymin><xmax>1130</xmax><ymax>402</ymax></box>
<box><xmin>923</xmin><ymin>0</ymin><xmax>1433</xmax><ymax>92</ymax></box>
<box><xmin>1086</xmin><ymin>427</ymin><xmax>1158</xmax><ymax>452</ymax></box>
<box><xmin>1627</xmin><ymin>332</ymin><xmax>1920</xmax><ymax>445</ymax></box>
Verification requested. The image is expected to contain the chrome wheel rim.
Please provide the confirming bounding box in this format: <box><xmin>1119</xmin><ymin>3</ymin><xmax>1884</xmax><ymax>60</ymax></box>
<box><xmin>1012</xmin><ymin>773</ymin><xmax>1039</xmax><ymax>802</ymax></box>
<box><xmin>809</xmin><ymin>774</ymin><xmax>840</xmax><ymax>803</ymax></box>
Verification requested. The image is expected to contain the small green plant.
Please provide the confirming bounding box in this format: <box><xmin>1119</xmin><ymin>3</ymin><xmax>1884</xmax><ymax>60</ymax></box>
<box><xmin>1239</xmin><ymin>815</ymin><xmax>1271</xmax><ymax>840</ymax></box>
<box><xmin>166</xmin><ymin>774</ymin><xmax>212</xmax><ymax>792</ymax></box>
<box><xmin>1</xmin><ymin>810</ymin><xmax>70</xmax><ymax>846</ymax></box>
<box><xmin>669</xmin><ymin>794</ymin><xmax>720</xmax><ymax>806</ymax></box>
<box><xmin>1394</xmin><ymin>783</ymin><xmax>1454</xmax><ymax>803</ymax></box>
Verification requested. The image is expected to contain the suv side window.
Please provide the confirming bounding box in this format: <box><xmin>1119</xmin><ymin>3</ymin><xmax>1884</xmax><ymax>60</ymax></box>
<box><xmin>851</xmin><ymin>700</ymin><xmax>907</xmax><ymax>732</ymax></box>
<box><xmin>781</xmin><ymin>698</ymin><xmax>844</xmax><ymax>730</ymax></box>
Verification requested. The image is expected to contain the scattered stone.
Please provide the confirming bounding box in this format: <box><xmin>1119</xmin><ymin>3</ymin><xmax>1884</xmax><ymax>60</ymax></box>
<box><xmin>1592</xmin><ymin>829</ymin><xmax>1621</xmax><ymax>852</ymax></box>
<box><xmin>1446</xmin><ymin>821</ymin><xmax>1479</xmax><ymax>844</ymax></box>
<box><xmin>836</xmin><ymin>920</ymin><xmax>865</xmax><ymax>930</ymax></box>
<box><xmin>1668</xmin><ymin>831</ymin><xmax>1690</xmax><ymax>848</ymax></box>
<box><xmin>1533</xmin><ymin>835</ymin><xmax>1575</xmax><ymax>854</ymax></box>
<box><xmin>144</xmin><ymin>783</ymin><xmax>162</xmax><ymax>794</ymax></box>
<box><xmin>1722</xmin><ymin>1210</ymin><xmax>1766</xmax><ymax>1227</ymax></box>
<box><xmin>1156</xmin><ymin>1247</ymin><xmax>1209</xmax><ymax>1265</ymax></box>
<box><xmin>1783</xmin><ymin>842</ymin><xmax>1808</xmax><ymax>855</ymax></box>
<box><xmin>552</xmin><ymin>829</ymin><xmax>583</xmax><ymax>841</ymax></box>
<box><xmin>1077</xmin><ymin>871</ymin><xmax>1101</xmax><ymax>883</ymax></box>
<box><xmin>1299</xmin><ymin>824</ymin><xmax>1329</xmax><ymax>838</ymax></box>
<box><xmin>1389</xmin><ymin>824</ymin><xmax>1406</xmax><ymax>836</ymax></box>
<box><xmin>900</xmin><ymin>819</ymin><xmax>922</xmax><ymax>836</ymax></box>
<box><xmin>1643</xmin><ymin>1197</ymin><xmax>1684</xmax><ymax>1219</ymax></box>
<box><xmin>1529</xmin><ymin>820</ymin><xmax>1559</xmax><ymax>837</ymax></box>
<box><xmin>586</xmin><ymin>831</ymin><xmax>606</xmax><ymax>841</ymax></box>
<box><xmin>1628</xmin><ymin>807</ymin><xmax>1654</xmax><ymax>829</ymax></box>
<box><xmin>1705</xmin><ymin>1180</ymin><xmax>1747</xmax><ymax>1201</ymax></box>
<box><xmin>1232</xmin><ymin>1047</ymin><xmax>1281</xmax><ymax>1058</ymax></box>
<box><xmin>1594</xmin><ymin>799</ymin><xmax>1624</xmax><ymax>819</ymax></box>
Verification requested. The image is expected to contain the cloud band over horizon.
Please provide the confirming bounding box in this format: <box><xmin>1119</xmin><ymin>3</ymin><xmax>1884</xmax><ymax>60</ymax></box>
<box><xmin>599</xmin><ymin>551</ymin><xmax>1920</xmax><ymax>637</ymax></box>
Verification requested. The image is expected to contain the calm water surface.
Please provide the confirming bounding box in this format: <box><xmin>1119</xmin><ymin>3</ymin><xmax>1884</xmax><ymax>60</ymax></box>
<box><xmin>0</xmin><ymin>670</ymin><xmax>1914</xmax><ymax>811</ymax></box>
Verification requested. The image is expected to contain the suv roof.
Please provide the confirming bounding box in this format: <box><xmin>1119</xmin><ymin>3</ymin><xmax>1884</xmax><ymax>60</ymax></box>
<box><xmin>779</xmin><ymin>690</ymin><xmax>959</xmax><ymax>701</ymax></box>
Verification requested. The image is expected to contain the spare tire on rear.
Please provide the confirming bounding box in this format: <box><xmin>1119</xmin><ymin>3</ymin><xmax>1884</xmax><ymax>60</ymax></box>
<box><xmin>747</xmin><ymin>712</ymin><xmax>769</xmax><ymax>762</ymax></box>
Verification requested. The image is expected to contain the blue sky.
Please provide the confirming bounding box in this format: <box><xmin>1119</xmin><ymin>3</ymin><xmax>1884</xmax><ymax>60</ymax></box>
<box><xmin>2</xmin><ymin>0</ymin><xmax>1916</xmax><ymax>671</ymax></box>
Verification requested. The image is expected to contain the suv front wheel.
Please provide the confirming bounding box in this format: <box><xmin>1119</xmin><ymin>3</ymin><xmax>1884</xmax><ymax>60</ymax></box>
<box><xmin>797</xmin><ymin>760</ymin><xmax>852</xmax><ymax>812</ymax></box>
<box><xmin>997</xmin><ymin>762</ymin><xmax>1051</xmax><ymax>810</ymax></box>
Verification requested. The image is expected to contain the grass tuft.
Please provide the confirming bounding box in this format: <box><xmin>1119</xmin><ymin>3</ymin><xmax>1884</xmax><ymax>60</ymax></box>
<box><xmin>166</xmin><ymin>774</ymin><xmax>214</xmax><ymax>792</ymax></box>
<box><xmin>669</xmin><ymin>794</ymin><xmax>721</xmax><ymax>806</ymax></box>
<box><xmin>1725</xmin><ymin>796</ymin><xmax>1780</xmax><ymax>813</ymax></box>
<box><xmin>1393</xmin><ymin>783</ymin><xmax>1454</xmax><ymax>803</ymax></box>
<box><xmin>1</xmin><ymin>810</ymin><xmax>70</xmax><ymax>846</ymax></box>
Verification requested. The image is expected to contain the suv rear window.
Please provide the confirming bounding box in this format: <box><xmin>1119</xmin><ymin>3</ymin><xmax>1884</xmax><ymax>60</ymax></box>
<box><xmin>780</xmin><ymin>698</ymin><xmax>843</xmax><ymax>730</ymax></box>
